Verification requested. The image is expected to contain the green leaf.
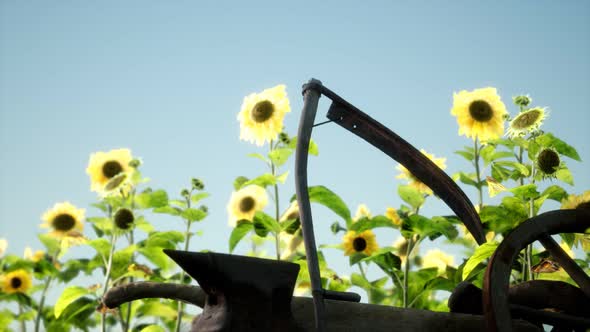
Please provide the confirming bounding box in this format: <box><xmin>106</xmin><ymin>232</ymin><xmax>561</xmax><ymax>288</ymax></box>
<box><xmin>181</xmin><ymin>208</ymin><xmax>207</xmax><ymax>222</ymax></box>
<box><xmin>135</xmin><ymin>190</ymin><xmax>169</xmax><ymax>209</ymax></box>
<box><xmin>288</xmin><ymin>137</ymin><xmax>319</xmax><ymax>156</ymax></box>
<box><xmin>462</xmin><ymin>241</ymin><xmax>499</xmax><ymax>280</ymax></box>
<box><xmin>247</xmin><ymin>153</ymin><xmax>270</xmax><ymax>164</ymax></box>
<box><xmin>454</xmin><ymin>150</ymin><xmax>474</xmax><ymax>162</ymax></box>
<box><xmin>87</xmin><ymin>217</ymin><xmax>113</xmax><ymax>232</ymax></box>
<box><xmin>276</xmin><ymin>171</ymin><xmax>289</xmax><ymax>184</ymax></box>
<box><xmin>402</xmin><ymin>215</ymin><xmax>457</xmax><ymax>240</ymax></box>
<box><xmin>555</xmin><ymin>168</ymin><xmax>574</xmax><ymax>185</ymax></box>
<box><xmin>253</xmin><ymin>211</ymin><xmax>280</xmax><ymax>237</ymax></box>
<box><xmin>137</xmin><ymin>301</ymin><xmax>177</xmax><ymax>320</ymax></box>
<box><xmin>54</xmin><ymin>286</ymin><xmax>90</xmax><ymax>318</ymax></box>
<box><xmin>362</xmin><ymin>249</ymin><xmax>402</xmax><ymax>273</ymax></box>
<box><xmin>509</xmin><ymin>184</ymin><xmax>539</xmax><ymax>200</ymax></box>
<box><xmin>38</xmin><ymin>234</ymin><xmax>60</xmax><ymax>254</ymax></box>
<box><xmin>88</xmin><ymin>238</ymin><xmax>111</xmax><ymax>259</ymax></box>
<box><xmin>153</xmin><ymin>206</ymin><xmax>182</xmax><ymax>216</ymax></box>
<box><xmin>229</xmin><ymin>222</ymin><xmax>253</xmax><ymax>253</ymax></box>
<box><xmin>537</xmin><ymin>133</ymin><xmax>581</xmax><ymax>161</ymax></box>
<box><xmin>138</xmin><ymin>246</ymin><xmax>173</xmax><ymax>270</ymax></box>
<box><xmin>191</xmin><ymin>192</ymin><xmax>210</xmax><ymax>203</ymax></box>
<box><xmin>542</xmin><ymin>185</ymin><xmax>568</xmax><ymax>202</ymax></box>
<box><xmin>495</xmin><ymin>161</ymin><xmax>530</xmax><ymax>177</ymax></box>
<box><xmin>134</xmin><ymin>216</ymin><xmax>155</xmax><ymax>233</ymax></box>
<box><xmin>398</xmin><ymin>185</ymin><xmax>425</xmax><ymax>209</ymax></box>
<box><xmin>480</xmin><ymin>145</ymin><xmax>496</xmax><ymax>166</ymax></box>
<box><xmin>233</xmin><ymin>176</ymin><xmax>249</xmax><ymax>190</ymax></box>
<box><xmin>456</xmin><ymin>172</ymin><xmax>479</xmax><ymax>187</ymax></box>
<box><xmin>140</xmin><ymin>325</ymin><xmax>167</xmax><ymax>332</ymax></box>
<box><xmin>145</xmin><ymin>231</ymin><xmax>185</xmax><ymax>248</ymax></box>
<box><xmin>350</xmin><ymin>272</ymin><xmax>370</xmax><ymax>289</ymax></box>
<box><xmin>305</xmin><ymin>185</ymin><xmax>351</xmax><ymax>225</ymax></box>
<box><xmin>243</xmin><ymin>173</ymin><xmax>276</xmax><ymax>188</ymax></box>
<box><xmin>349</xmin><ymin>215</ymin><xmax>396</xmax><ymax>232</ymax></box>
<box><xmin>268</xmin><ymin>148</ymin><xmax>294</xmax><ymax>167</ymax></box>
<box><xmin>423</xmin><ymin>276</ymin><xmax>455</xmax><ymax>292</ymax></box>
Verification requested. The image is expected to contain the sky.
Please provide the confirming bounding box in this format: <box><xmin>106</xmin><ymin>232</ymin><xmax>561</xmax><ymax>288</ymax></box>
<box><xmin>1</xmin><ymin>0</ymin><xmax>589</xmax><ymax>311</ymax></box>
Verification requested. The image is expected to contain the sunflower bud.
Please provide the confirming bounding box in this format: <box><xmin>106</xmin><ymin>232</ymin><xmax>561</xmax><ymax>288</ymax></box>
<box><xmin>330</xmin><ymin>222</ymin><xmax>346</xmax><ymax>234</ymax></box>
<box><xmin>199</xmin><ymin>205</ymin><xmax>208</xmax><ymax>213</ymax></box>
<box><xmin>513</xmin><ymin>95</ymin><xmax>532</xmax><ymax>108</ymax></box>
<box><xmin>114</xmin><ymin>208</ymin><xmax>135</xmax><ymax>230</ymax></box>
<box><xmin>192</xmin><ymin>178</ymin><xmax>205</xmax><ymax>190</ymax></box>
<box><xmin>279</xmin><ymin>132</ymin><xmax>291</xmax><ymax>145</ymax></box>
<box><xmin>536</xmin><ymin>148</ymin><xmax>560</xmax><ymax>176</ymax></box>
<box><xmin>129</xmin><ymin>159</ymin><xmax>141</xmax><ymax>168</ymax></box>
<box><xmin>180</xmin><ymin>189</ymin><xmax>190</xmax><ymax>198</ymax></box>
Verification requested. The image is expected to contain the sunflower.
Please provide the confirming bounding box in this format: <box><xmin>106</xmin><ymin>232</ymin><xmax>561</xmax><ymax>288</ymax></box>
<box><xmin>113</xmin><ymin>208</ymin><xmax>135</xmax><ymax>231</ymax></box>
<box><xmin>353</xmin><ymin>204</ymin><xmax>372</xmax><ymax>221</ymax></box>
<box><xmin>422</xmin><ymin>249</ymin><xmax>455</xmax><ymax>273</ymax></box>
<box><xmin>0</xmin><ymin>239</ymin><xmax>7</xmax><ymax>258</ymax></box>
<box><xmin>24</xmin><ymin>247</ymin><xmax>45</xmax><ymax>263</ymax></box>
<box><xmin>507</xmin><ymin>107</ymin><xmax>547</xmax><ymax>138</ymax></box>
<box><xmin>396</xmin><ymin>149</ymin><xmax>447</xmax><ymax>195</ymax></box>
<box><xmin>561</xmin><ymin>190</ymin><xmax>590</xmax><ymax>211</ymax></box>
<box><xmin>238</xmin><ymin>84</ymin><xmax>291</xmax><ymax>146</ymax></box>
<box><xmin>385</xmin><ymin>207</ymin><xmax>402</xmax><ymax>226</ymax></box>
<box><xmin>227</xmin><ymin>185</ymin><xmax>268</xmax><ymax>226</ymax></box>
<box><xmin>1</xmin><ymin>269</ymin><xmax>32</xmax><ymax>294</ymax></box>
<box><xmin>451</xmin><ymin>87</ymin><xmax>508</xmax><ymax>142</ymax></box>
<box><xmin>536</xmin><ymin>148</ymin><xmax>561</xmax><ymax>177</ymax></box>
<box><xmin>41</xmin><ymin>202</ymin><xmax>85</xmax><ymax>238</ymax></box>
<box><xmin>342</xmin><ymin>230</ymin><xmax>378</xmax><ymax>256</ymax></box>
<box><xmin>86</xmin><ymin>148</ymin><xmax>133</xmax><ymax>194</ymax></box>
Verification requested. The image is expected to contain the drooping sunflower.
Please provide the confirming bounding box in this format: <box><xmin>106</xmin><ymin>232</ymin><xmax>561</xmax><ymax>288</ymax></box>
<box><xmin>24</xmin><ymin>247</ymin><xmax>45</xmax><ymax>263</ymax></box>
<box><xmin>536</xmin><ymin>148</ymin><xmax>561</xmax><ymax>177</ymax></box>
<box><xmin>385</xmin><ymin>207</ymin><xmax>402</xmax><ymax>226</ymax></box>
<box><xmin>507</xmin><ymin>107</ymin><xmax>547</xmax><ymax>138</ymax></box>
<box><xmin>353</xmin><ymin>204</ymin><xmax>372</xmax><ymax>222</ymax></box>
<box><xmin>396</xmin><ymin>149</ymin><xmax>447</xmax><ymax>195</ymax></box>
<box><xmin>113</xmin><ymin>208</ymin><xmax>135</xmax><ymax>231</ymax></box>
<box><xmin>342</xmin><ymin>230</ymin><xmax>378</xmax><ymax>256</ymax></box>
<box><xmin>561</xmin><ymin>190</ymin><xmax>590</xmax><ymax>211</ymax></box>
<box><xmin>451</xmin><ymin>87</ymin><xmax>508</xmax><ymax>142</ymax></box>
<box><xmin>227</xmin><ymin>185</ymin><xmax>268</xmax><ymax>226</ymax></box>
<box><xmin>421</xmin><ymin>249</ymin><xmax>455</xmax><ymax>273</ymax></box>
<box><xmin>41</xmin><ymin>202</ymin><xmax>85</xmax><ymax>238</ymax></box>
<box><xmin>1</xmin><ymin>269</ymin><xmax>32</xmax><ymax>294</ymax></box>
<box><xmin>86</xmin><ymin>148</ymin><xmax>133</xmax><ymax>194</ymax></box>
<box><xmin>238</xmin><ymin>84</ymin><xmax>291</xmax><ymax>146</ymax></box>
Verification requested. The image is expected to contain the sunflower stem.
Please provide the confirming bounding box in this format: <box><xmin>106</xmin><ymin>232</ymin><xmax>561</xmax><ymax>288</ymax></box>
<box><xmin>34</xmin><ymin>275</ymin><xmax>53</xmax><ymax>332</ymax></box>
<box><xmin>403</xmin><ymin>236</ymin><xmax>413</xmax><ymax>308</ymax></box>
<box><xmin>270</xmin><ymin>140</ymin><xmax>281</xmax><ymax>260</ymax></box>
<box><xmin>101</xmin><ymin>228</ymin><xmax>117</xmax><ymax>332</ymax></box>
<box><xmin>175</xmin><ymin>192</ymin><xmax>194</xmax><ymax>332</ymax></box>
<box><xmin>18</xmin><ymin>303</ymin><xmax>26</xmax><ymax>332</ymax></box>
<box><xmin>473</xmin><ymin>139</ymin><xmax>484</xmax><ymax>211</ymax></box>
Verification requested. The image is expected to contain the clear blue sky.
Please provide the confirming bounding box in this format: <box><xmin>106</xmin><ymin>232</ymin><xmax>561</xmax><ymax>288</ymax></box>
<box><xmin>1</xmin><ymin>1</ymin><xmax>589</xmax><ymax>288</ymax></box>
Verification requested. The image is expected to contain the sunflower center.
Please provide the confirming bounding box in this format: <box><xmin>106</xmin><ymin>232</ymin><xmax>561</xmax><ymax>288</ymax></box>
<box><xmin>102</xmin><ymin>161</ymin><xmax>123</xmax><ymax>179</ymax></box>
<box><xmin>512</xmin><ymin>110</ymin><xmax>541</xmax><ymax>129</ymax></box>
<box><xmin>239</xmin><ymin>196</ymin><xmax>256</xmax><ymax>213</ymax></box>
<box><xmin>52</xmin><ymin>214</ymin><xmax>76</xmax><ymax>231</ymax></box>
<box><xmin>11</xmin><ymin>277</ymin><xmax>22</xmax><ymax>289</ymax></box>
<box><xmin>469</xmin><ymin>100</ymin><xmax>494</xmax><ymax>122</ymax></box>
<box><xmin>537</xmin><ymin>149</ymin><xmax>560</xmax><ymax>175</ymax></box>
<box><xmin>251</xmin><ymin>100</ymin><xmax>275</xmax><ymax>123</ymax></box>
<box><xmin>353</xmin><ymin>237</ymin><xmax>367</xmax><ymax>252</ymax></box>
<box><xmin>114</xmin><ymin>208</ymin><xmax>134</xmax><ymax>230</ymax></box>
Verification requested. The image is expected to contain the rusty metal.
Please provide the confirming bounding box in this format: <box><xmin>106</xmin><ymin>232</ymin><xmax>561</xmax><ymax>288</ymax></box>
<box><xmin>163</xmin><ymin>250</ymin><xmax>302</xmax><ymax>331</ymax></box>
<box><xmin>483</xmin><ymin>209</ymin><xmax>590</xmax><ymax>332</ymax></box>
<box><xmin>295</xmin><ymin>78</ymin><xmax>486</xmax><ymax>331</ymax></box>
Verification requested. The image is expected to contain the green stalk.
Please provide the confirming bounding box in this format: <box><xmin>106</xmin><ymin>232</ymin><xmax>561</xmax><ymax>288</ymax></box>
<box><xmin>270</xmin><ymin>140</ymin><xmax>281</xmax><ymax>260</ymax></box>
<box><xmin>101</xmin><ymin>231</ymin><xmax>117</xmax><ymax>332</ymax></box>
<box><xmin>402</xmin><ymin>236</ymin><xmax>414</xmax><ymax>308</ymax></box>
<box><xmin>473</xmin><ymin>138</ymin><xmax>484</xmax><ymax>211</ymax></box>
<box><xmin>33</xmin><ymin>276</ymin><xmax>53</xmax><ymax>332</ymax></box>
<box><xmin>18</xmin><ymin>303</ymin><xmax>26</xmax><ymax>332</ymax></box>
<box><xmin>175</xmin><ymin>194</ymin><xmax>193</xmax><ymax>332</ymax></box>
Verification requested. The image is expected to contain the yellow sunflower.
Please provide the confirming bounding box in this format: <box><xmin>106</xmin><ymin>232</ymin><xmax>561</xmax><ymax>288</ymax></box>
<box><xmin>342</xmin><ymin>230</ymin><xmax>379</xmax><ymax>256</ymax></box>
<box><xmin>507</xmin><ymin>107</ymin><xmax>547</xmax><ymax>138</ymax></box>
<box><xmin>353</xmin><ymin>204</ymin><xmax>372</xmax><ymax>221</ymax></box>
<box><xmin>227</xmin><ymin>185</ymin><xmax>269</xmax><ymax>226</ymax></box>
<box><xmin>0</xmin><ymin>239</ymin><xmax>7</xmax><ymax>258</ymax></box>
<box><xmin>1</xmin><ymin>269</ymin><xmax>32</xmax><ymax>294</ymax></box>
<box><xmin>561</xmin><ymin>190</ymin><xmax>590</xmax><ymax>211</ymax></box>
<box><xmin>40</xmin><ymin>202</ymin><xmax>85</xmax><ymax>238</ymax></box>
<box><xmin>422</xmin><ymin>249</ymin><xmax>455</xmax><ymax>273</ymax></box>
<box><xmin>238</xmin><ymin>84</ymin><xmax>291</xmax><ymax>146</ymax></box>
<box><xmin>385</xmin><ymin>207</ymin><xmax>402</xmax><ymax>226</ymax></box>
<box><xmin>86</xmin><ymin>148</ymin><xmax>133</xmax><ymax>194</ymax></box>
<box><xmin>396</xmin><ymin>149</ymin><xmax>447</xmax><ymax>195</ymax></box>
<box><xmin>24</xmin><ymin>247</ymin><xmax>45</xmax><ymax>263</ymax></box>
<box><xmin>451</xmin><ymin>87</ymin><xmax>508</xmax><ymax>142</ymax></box>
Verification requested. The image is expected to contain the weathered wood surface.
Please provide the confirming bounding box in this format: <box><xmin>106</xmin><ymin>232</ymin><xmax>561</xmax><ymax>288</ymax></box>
<box><xmin>104</xmin><ymin>282</ymin><xmax>541</xmax><ymax>332</ymax></box>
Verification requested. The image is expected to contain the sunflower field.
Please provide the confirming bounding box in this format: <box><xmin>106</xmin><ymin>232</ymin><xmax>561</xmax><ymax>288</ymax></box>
<box><xmin>0</xmin><ymin>84</ymin><xmax>588</xmax><ymax>332</ymax></box>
